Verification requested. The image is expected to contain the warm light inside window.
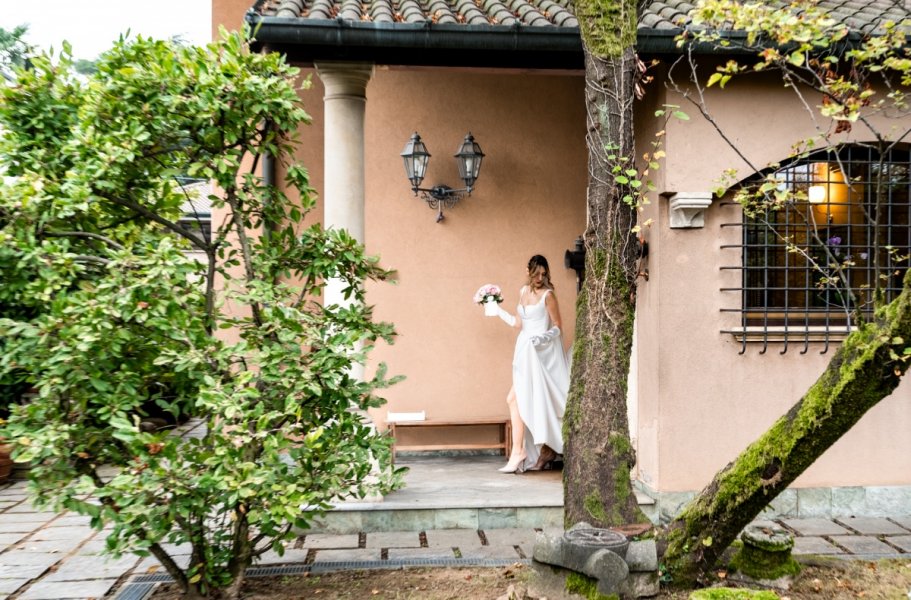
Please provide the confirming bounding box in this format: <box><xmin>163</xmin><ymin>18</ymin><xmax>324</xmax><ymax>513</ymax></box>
<box><xmin>808</xmin><ymin>185</ymin><xmax>826</xmax><ymax>203</ymax></box>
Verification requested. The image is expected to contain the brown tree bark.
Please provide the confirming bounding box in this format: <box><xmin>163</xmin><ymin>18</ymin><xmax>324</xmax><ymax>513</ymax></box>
<box><xmin>663</xmin><ymin>273</ymin><xmax>911</xmax><ymax>584</ymax></box>
<box><xmin>563</xmin><ymin>32</ymin><xmax>648</xmax><ymax>526</ymax></box>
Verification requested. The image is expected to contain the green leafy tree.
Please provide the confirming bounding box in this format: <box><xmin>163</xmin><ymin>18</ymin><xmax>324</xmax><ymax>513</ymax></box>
<box><xmin>73</xmin><ymin>58</ymin><xmax>98</xmax><ymax>75</ymax></box>
<box><xmin>0</xmin><ymin>25</ymin><xmax>30</xmax><ymax>81</ymax></box>
<box><xmin>659</xmin><ymin>1</ymin><xmax>911</xmax><ymax>585</ymax></box>
<box><xmin>0</xmin><ymin>31</ymin><xmax>400</xmax><ymax>599</ymax></box>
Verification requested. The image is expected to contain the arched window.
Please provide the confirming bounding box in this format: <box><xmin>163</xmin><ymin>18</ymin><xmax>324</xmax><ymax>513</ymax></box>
<box><xmin>722</xmin><ymin>144</ymin><xmax>910</xmax><ymax>352</ymax></box>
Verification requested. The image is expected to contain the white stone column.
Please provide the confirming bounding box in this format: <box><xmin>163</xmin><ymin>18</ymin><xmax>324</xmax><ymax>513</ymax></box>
<box><xmin>316</xmin><ymin>62</ymin><xmax>373</xmax><ymax>244</ymax></box>
<box><xmin>315</xmin><ymin>62</ymin><xmax>374</xmax><ymax>382</ymax></box>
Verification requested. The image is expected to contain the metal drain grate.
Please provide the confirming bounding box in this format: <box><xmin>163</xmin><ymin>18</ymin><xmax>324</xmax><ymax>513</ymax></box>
<box><xmin>248</xmin><ymin>564</ymin><xmax>313</xmax><ymax>577</ymax></box>
<box><xmin>311</xmin><ymin>557</ymin><xmax>529</xmax><ymax>571</ymax></box>
<box><xmin>113</xmin><ymin>582</ymin><xmax>156</xmax><ymax>600</ymax></box>
<box><xmin>130</xmin><ymin>573</ymin><xmax>174</xmax><ymax>584</ymax></box>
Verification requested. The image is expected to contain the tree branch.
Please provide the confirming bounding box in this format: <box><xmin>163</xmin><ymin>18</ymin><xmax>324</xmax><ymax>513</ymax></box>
<box><xmin>103</xmin><ymin>193</ymin><xmax>209</xmax><ymax>251</ymax></box>
<box><xmin>44</xmin><ymin>231</ymin><xmax>125</xmax><ymax>251</ymax></box>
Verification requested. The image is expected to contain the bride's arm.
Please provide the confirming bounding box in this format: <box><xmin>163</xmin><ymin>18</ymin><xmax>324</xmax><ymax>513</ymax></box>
<box><xmin>545</xmin><ymin>292</ymin><xmax>563</xmax><ymax>331</ymax></box>
<box><xmin>496</xmin><ymin>304</ymin><xmax>521</xmax><ymax>329</ymax></box>
<box><xmin>494</xmin><ymin>287</ymin><xmax>521</xmax><ymax>329</ymax></box>
<box><xmin>536</xmin><ymin>292</ymin><xmax>569</xmax><ymax>352</ymax></box>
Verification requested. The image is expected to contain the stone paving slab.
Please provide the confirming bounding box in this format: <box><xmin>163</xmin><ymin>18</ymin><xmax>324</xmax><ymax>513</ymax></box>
<box><xmin>832</xmin><ymin>535</ymin><xmax>902</xmax><ymax>555</ymax></box>
<box><xmin>0</xmin><ymin>514</ymin><xmax>57</xmax><ymax>525</ymax></box>
<box><xmin>0</xmin><ymin>578</ymin><xmax>29</xmax><ymax>594</ymax></box>
<box><xmin>458</xmin><ymin>544</ymin><xmax>523</xmax><ymax>560</ymax></box>
<box><xmin>135</xmin><ymin>554</ymin><xmax>191</xmax><ymax>571</ymax></box>
<box><xmin>158</xmin><ymin>542</ymin><xmax>192</xmax><ymax>555</ymax></box>
<box><xmin>72</xmin><ymin>539</ymin><xmax>109</xmax><ymax>555</ymax></box>
<box><xmin>43</xmin><ymin>554</ymin><xmax>139</xmax><ymax>582</ymax></box>
<box><xmin>483</xmin><ymin>528</ymin><xmax>538</xmax><ymax>548</ymax></box>
<box><xmin>835</xmin><ymin>517</ymin><xmax>910</xmax><ymax>535</ymax></box>
<box><xmin>792</xmin><ymin>536</ymin><xmax>845</xmax><ymax>555</ymax></box>
<box><xmin>312</xmin><ymin>548</ymin><xmax>381</xmax><ymax>562</ymax></box>
<box><xmin>0</xmin><ymin>496</ymin><xmax>29</xmax><ymax>504</ymax></box>
<box><xmin>2</xmin><ymin>506</ymin><xmax>55</xmax><ymax>516</ymax></box>
<box><xmin>0</xmin><ymin>552</ymin><xmax>62</xmax><ymax>567</ymax></box>
<box><xmin>886</xmin><ymin>535</ymin><xmax>911</xmax><ymax>553</ymax></box>
<box><xmin>46</xmin><ymin>515</ymin><xmax>92</xmax><ymax>528</ymax></box>
<box><xmin>0</xmin><ymin>563</ymin><xmax>52</xmax><ymax>579</ymax></box>
<box><xmin>782</xmin><ymin>518</ymin><xmax>850</xmax><ymax>536</ymax></box>
<box><xmin>365</xmin><ymin>531</ymin><xmax>422</xmax><ymax>549</ymax></box>
<box><xmin>387</xmin><ymin>547</ymin><xmax>455</xmax><ymax>560</ymax></box>
<box><xmin>891</xmin><ymin>516</ymin><xmax>911</xmax><ymax>531</ymax></box>
<box><xmin>424</xmin><ymin>529</ymin><xmax>483</xmax><ymax>548</ymax></box>
<box><xmin>17</xmin><ymin>578</ymin><xmax>119</xmax><ymax>600</ymax></box>
<box><xmin>0</xmin><ymin>522</ymin><xmax>44</xmax><ymax>534</ymax></box>
<box><xmin>256</xmin><ymin>547</ymin><xmax>311</xmax><ymax>564</ymax></box>
<box><xmin>29</xmin><ymin>526</ymin><xmax>95</xmax><ymax>542</ymax></box>
<box><xmin>10</xmin><ymin>539</ymin><xmax>84</xmax><ymax>554</ymax></box>
<box><xmin>0</xmin><ymin>532</ymin><xmax>27</xmax><ymax>547</ymax></box>
<box><xmin>302</xmin><ymin>533</ymin><xmax>359</xmax><ymax>549</ymax></box>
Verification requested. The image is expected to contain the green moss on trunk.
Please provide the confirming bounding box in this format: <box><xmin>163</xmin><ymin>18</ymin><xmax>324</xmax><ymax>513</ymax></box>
<box><xmin>573</xmin><ymin>0</ymin><xmax>637</xmax><ymax>58</ymax></box>
<box><xmin>663</xmin><ymin>272</ymin><xmax>911</xmax><ymax>585</ymax></box>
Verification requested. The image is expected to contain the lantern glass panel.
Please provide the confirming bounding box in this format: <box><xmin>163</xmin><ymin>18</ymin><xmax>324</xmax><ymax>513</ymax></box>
<box><xmin>454</xmin><ymin>133</ymin><xmax>484</xmax><ymax>189</ymax></box>
<box><xmin>401</xmin><ymin>132</ymin><xmax>431</xmax><ymax>189</ymax></box>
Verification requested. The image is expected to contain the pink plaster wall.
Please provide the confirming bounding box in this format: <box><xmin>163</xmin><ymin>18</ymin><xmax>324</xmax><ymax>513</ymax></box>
<box><xmin>211</xmin><ymin>1</ymin><xmax>910</xmax><ymax>492</ymax></box>
<box><xmin>636</xmin><ymin>70</ymin><xmax>911</xmax><ymax>491</ymax></box>
<box><xmin>210</xmin><ymin>3</ymin><xmax>586</xmax><ymax>448</ymax></box>
<box><xmin>362</xmin><ymin>68</ymin><xmax>586</xmax><ymax>431</ymax></box>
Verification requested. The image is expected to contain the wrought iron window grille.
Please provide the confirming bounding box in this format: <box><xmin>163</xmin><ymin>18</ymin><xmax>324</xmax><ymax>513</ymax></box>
<box><xmin>720</xmin><ymin>145</ymin><xmax>911</xmax><ymax>354</ymax></box>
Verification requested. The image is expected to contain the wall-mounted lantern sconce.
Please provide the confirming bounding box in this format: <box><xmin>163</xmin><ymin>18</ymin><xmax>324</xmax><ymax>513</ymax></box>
<box><xmin>401</xmin><ymin>132</ymin><xmax>485</xmax><ymax>223</ymax></box>
<box><xmin>565</xmin><ymin>237</ymin><xmax>586</xmax><ymax>292</ymax></box>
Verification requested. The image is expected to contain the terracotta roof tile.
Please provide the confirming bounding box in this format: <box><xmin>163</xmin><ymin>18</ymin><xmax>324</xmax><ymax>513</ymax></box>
<box><xmin>254</xmin><ymin>0</ymin><xmax>909</xmax><ymax>33</ymax></box>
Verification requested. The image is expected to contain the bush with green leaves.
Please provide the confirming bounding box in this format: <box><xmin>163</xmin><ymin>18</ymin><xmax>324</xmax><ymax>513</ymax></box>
<box><xmin>0</xmin><ymin>30</ymin><xmax>401</xmax><ymax>599</ymax></box>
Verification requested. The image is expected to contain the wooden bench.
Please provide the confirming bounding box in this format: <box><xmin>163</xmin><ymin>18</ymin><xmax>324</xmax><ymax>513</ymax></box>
<box><xmin>388</xmin><ymin>419</ymin><xmax>512</xmax><ymax>462</ymax></box>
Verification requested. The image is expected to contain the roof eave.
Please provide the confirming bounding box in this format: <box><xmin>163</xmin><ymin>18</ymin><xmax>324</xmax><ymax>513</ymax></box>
<box><xmin>246</xmin><ymin>12</ymin><xmax>585</xmax><ymax>69</ymax></box>
<box><xmin>246</xmin><ymin>12</ymin><xmax>869</xmax><ymax>68</ymax></box>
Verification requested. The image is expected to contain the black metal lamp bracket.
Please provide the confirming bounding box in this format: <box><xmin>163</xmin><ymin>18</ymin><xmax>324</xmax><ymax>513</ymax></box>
<box><xmin>413</xmin><ymin>185</ymin><xmax>471</xmax><ymax>223</ymax></box>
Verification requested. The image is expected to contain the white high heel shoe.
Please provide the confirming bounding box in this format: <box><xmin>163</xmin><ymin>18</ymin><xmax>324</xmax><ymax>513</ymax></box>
<box><xmin>498</xmin><ymin>451</ymin><xmax>527</xmax><ymax>474</ymax></box>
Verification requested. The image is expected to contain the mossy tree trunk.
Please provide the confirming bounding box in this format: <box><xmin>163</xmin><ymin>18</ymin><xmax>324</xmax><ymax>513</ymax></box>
<box><xmin>563</xmin><ymin>0</ymin><xmax>648</xmax><ymax>528</ymax></box>
<box><xmin>664</xmin><ymin>273</ymin><xmax>911</xmax><ymax>584</ymax></box>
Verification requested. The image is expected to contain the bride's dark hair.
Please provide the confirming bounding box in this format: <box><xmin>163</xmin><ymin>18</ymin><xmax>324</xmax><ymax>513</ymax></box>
<box><xmin>526</xmin><ymin>254</ymin><xmax>553</xmax><ymax>290</ymax></box>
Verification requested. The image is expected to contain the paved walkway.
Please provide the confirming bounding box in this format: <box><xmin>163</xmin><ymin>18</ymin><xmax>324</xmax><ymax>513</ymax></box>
<box><xmin>0</xmin><ymin>474</ymin><xmax>909</xmax><ymax>599</ymax></box>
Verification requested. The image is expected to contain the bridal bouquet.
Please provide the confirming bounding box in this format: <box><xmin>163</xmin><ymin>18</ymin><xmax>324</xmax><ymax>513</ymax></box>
<box><xmin>474</xmin><ymin>284</ymin><xmax>503</xmax><ymax>316</ymax></box>
<box><xmin>473</xmin><ymin>284</ymin><xmax>503</xmax><ymax>305</ymax></box>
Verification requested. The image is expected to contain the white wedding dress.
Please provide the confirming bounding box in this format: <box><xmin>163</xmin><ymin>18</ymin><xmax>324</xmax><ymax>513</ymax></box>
<box><xmin>513</xmin><ymin>287</ymin><xmax>570</xmax><ymax>470</ymax></box>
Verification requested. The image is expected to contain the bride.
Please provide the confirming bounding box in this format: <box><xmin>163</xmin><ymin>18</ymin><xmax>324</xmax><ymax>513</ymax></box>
<box><xmin>492</xmin><ymin>255</ymin><xmax>570</xmax><ymax>473</ymax></box>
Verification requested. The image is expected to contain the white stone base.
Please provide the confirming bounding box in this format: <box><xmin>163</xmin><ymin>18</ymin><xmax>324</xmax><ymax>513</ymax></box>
<box><xmin>633</xmin><ymin>481</ymin><xmax>911</xmax><ymax>524</ymax></box>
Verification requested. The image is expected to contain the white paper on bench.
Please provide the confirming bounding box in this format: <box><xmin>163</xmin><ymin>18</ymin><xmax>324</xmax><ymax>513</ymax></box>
<box><xmin>386</xmin><ymin>410</ymin><xmax>426</xmax><ymax>422</ymax></box>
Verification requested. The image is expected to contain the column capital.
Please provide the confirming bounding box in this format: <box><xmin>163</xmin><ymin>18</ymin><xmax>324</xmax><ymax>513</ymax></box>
<box><xmin>315</xmin><ymin>62</ymin><xmax>375</xmax><ymax>100</ymax></box>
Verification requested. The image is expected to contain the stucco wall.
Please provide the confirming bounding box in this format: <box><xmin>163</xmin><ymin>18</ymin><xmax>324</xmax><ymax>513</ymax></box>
<box><xmin>637</xmin><ymin>68</ymin><xmax>911</xmax><ymax>492</ymax></box>
<box><xmin>211</xmin><ymin>1</ymin><xmax>910</xmax><ymax>493</ymax></box>
<box><xmin>210</xmin><ymin>5</ymin><xmax>586</xmax><ymax>449</ymax></box>
<box><xmin>362</xmin><ymin>68</ymin><xmax>586</xmax><ymax>432</ymax></box>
